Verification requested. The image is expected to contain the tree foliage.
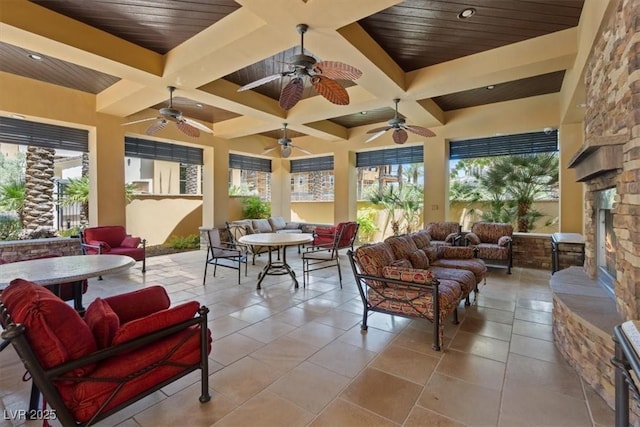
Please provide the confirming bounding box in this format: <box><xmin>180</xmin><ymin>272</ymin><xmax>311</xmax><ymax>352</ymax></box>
<box><xmin>450</xmin><ymin>153</ymin><xmax>559</xmax><ymax>232</ymax></box>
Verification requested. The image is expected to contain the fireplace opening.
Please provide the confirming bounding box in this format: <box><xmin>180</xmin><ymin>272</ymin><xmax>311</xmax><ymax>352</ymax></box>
<box><xmin>596</xmin><ymin>187</ymin><xmax>617</xmax><ymax>295</ymax></box>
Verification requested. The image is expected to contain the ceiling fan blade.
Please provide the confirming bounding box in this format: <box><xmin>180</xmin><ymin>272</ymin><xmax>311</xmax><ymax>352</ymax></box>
<box><xmin>123</xmin><ymin>117</ymin><xmax>158</xmax><ymax>126</ymax></box>
<box><xmin>314</xmin><ymin>61</ymin><xmax>362</xmax><ymax>81</ymax></box>
<box><xmin>311</xmin><ymin>75</ymin><xmax>349</xmax><ymax>105</ymax></box>
<box><xmin>262</xmin><ymin>145</ymin><xmax>280</xmax><ymax>155</ymax></box>
<box><xmin>176</xmin><ymin>121</ymin><xmax>201</xmax><ymax>138</ymax></box>
<box><xmin>293</xmin><ymin>145</ymin><xmax>312</xmax><ymax>155</ymax></box>
<box><xmin>279</xmin><ymin>77</ymin><xmax>305</xmax><ymax>110</ymax></box>
<box><xmin>392</xmin><ymin>128</ymin><xmax>408</xmax><ymax>144</ymax></box>
<box><xmin>183</xmin><ymin>117</ymin><xmax>213</xmax><ymax>134</ymax></box>
<box><xmin>365</xmin><ymin>128</ymin><xmax>389</xmax><ymax>143</ymax></box>
<box><xmin>145</xmin><ymin>119</ymin><xmax>168</xmax><ymax>135</ymax></box>
<box><xmin>404</xmin><ymin>124</ymin><xmax>436</xmax><ymax>137</ymax></box>
<box><xmin>237</xmin><ymin>72</ymin><xmax>287</xmax><ymax>92</ymax></box>
<box><xmin>366</xmin><ymin>126</ymin><xmax>391</xmax><ymax>135</ymax></box>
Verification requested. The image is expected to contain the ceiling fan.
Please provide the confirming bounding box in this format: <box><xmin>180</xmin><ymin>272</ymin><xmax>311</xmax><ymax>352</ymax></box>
<box><xmin>365</xmin><ymin>99</ymin><xmax>436</xmax><ymax>144</ymax></box>
<box><xmin>123</xmin><ymin>86</ymin><xmax>213</xmax><ymax>137</ymax></box>
<box><xmin>262</xmin><ymin>123</ymin><xmax>311</xmax><ymax>158</ymax></box>
<box><xmin>237</xmin><ymin>24</ymin><xmax>362</xmax><ymax>110</ymax></box>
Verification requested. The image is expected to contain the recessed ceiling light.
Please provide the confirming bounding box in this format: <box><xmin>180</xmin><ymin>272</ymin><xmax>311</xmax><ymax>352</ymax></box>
<box><xmin>195</xmin><ymin>103</ymin><xmax>203</xmax><ymax>108</ymax></box>
<box><xmin>486</xmin><ymin>85</ymin><xmax>495</xmax><ymax>90</ymax></box>
<box><xmin>457</xmin><ymin>8</ymin><xmax>476</xmax><ymax>19</ymax></box>
<box><xmin>10</xmin><ymin>114</ymin><xmax>25</xmax><ymax>119</ymax></box>
<box><xmin>360</xmin><ymin>111</ymin><xmax>367</xmax><ymax>115</ymax></box>
<box><xmin>27</xmin><ymin>53</ymin><xmax>43</xmax><ymax>61</ymax></box>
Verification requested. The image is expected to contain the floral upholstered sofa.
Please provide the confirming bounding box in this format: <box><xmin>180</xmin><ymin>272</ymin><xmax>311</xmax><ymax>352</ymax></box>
<box><xmin>347</xmin><ymin>230</ymin><xmax>486</xmax><ymax>351</ymax></box>
<box><xmin>464</xmin><ymin>222</ymin><xmax>513</xmax><ymax>274</ymax></box>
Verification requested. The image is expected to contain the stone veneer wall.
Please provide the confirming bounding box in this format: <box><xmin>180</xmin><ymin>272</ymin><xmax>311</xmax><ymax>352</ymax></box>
<box><xmin>0</xmin><ymin>237</ymin><xmax>82</xmax><ymax>262</ymax></box>
<box><xmin>584</xmin><ymin>0</ymin><xmax>640</xmax><ymax>321</ymax></box>
<box><xmin>512</xmin><ymin>233</ymin><xmax>553</xmax><ymax>270</ymax></box>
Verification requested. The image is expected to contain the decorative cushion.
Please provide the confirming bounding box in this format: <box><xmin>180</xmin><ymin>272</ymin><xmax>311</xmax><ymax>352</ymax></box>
<box><xmin>384</xmin><ymin>235</ymin><xmax>419</xmax><ymax>260</ymax></box>
<box><xmin>84</xmin><ymin>226</ymin><xmax>128</xmax><ymax>249</ymax></box>
<box><xmin>120</xmin><ymin>236</ymin><xmax>141</xmax><ymax>248</ymax></box>
<box><xmin>437</xmin><ymin>246</ymin><xmax>474</xmax><ymax>259</ymax></box>
<box><xmin>88</xmin><ymin>240</ymin><xmax>111</xmax><ymax>253</ymax></box>
<box><xmin>408</xmin><ymin>250</ymin><xmax>430</xmax><ymax>269</ymax></box>
<box><xmin>84</xmin><ymin>298</ymin><xmax>120</xmax><ymax>349</ymax></box>
<box><xmin>284</xmin><ymin>222</ymin><xmax>301</xmax><ymax>230</ymax></box>
<box><xmin>498</xmin><ymin>236</ymin><xmax>512</xmax><ymax>246</ymax></box>
<box><xmin>314</xmin><ymin>226</ymin><xmax>335</xmax><ymax>235</ymax></box>
<box><xmin>445</xmin><ymin>233</ymin><xmax>458</xmax><ymax>243</ymax></box>
<box><xmin>381</xmin><ymin>266</ymin><xmax>435</xmax><ymax>284</ymax></box>
<box><xmin>409</xmin><ymin>230</ymin><xmax>431</xmax><ymax>250</ymax></box>
<box><xmin>112</xmin><ymin>301</ymin><xmax>200</xmax><ymax>345</ymax></box>
<box><xmin>1</xmin><ymin>279</ymin><xmax>97</xmax><ymax>374</ymax></box>
<box><xmin>104</xmin><ymin>286</ymin><xmax>170</xmax><ymax>324</ymax></box>
<box><xmin>470</xmin><ymin>222</ymin><xmax>513</xmax><ymax>244</ymax></box>
<box><xmin>390</xmin><ymin>259</ymin><xmax>412</xmax><ymax>268</ymax></box>
<box><xmin>268</xmin><ymin>216</ymin><xmax>287</xmax><ymax>230</ymax></box>
<box><xmin>252</xmin><ymin>219</ymin><xmax>273</xmax><ymax>233</ymax></box>
<box><xmin>423</xmin><ymin>247</ymin><xmax>439</xmax><ymax>263</ymax></box>
<box><xmin>465</xmin><ymin>232</ymin><xmax>481</xmax><ymax>245</ymax></box>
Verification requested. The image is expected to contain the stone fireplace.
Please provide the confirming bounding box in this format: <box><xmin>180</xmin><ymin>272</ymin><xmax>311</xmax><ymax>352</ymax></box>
<box><xmin>552</xmin><ymin>0</ymin><xmax>640</xmax><ymax>414</ymax></box>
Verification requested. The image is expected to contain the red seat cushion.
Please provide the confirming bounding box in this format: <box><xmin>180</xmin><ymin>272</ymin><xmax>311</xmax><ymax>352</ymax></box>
<box><xmin>84</xmin><ymin>298</ymin><xmax>120</xmax><ymax>349</ymax></box>
<box><xmin>2</xmin><ymin>279</ymin><xmax>97</xmax><ymax>375</ymax></box>
<box><xmin>84</xmin><ymin>226</ymin><xmax>128</xmax><ymax>249</ymax></box>
<box><xmin>103</xmin><ymin>286</ymin><xmax>170</xmax><ymax>324</ymax></box>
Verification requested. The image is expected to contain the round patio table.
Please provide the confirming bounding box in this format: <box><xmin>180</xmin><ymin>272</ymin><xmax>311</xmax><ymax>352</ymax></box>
<box><xmin>238</xmin><ymin>233</ymin><xmax>313</xmax><ymax>289</ymax></box>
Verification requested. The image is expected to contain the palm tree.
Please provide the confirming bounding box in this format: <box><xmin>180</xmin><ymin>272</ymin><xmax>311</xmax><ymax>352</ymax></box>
<box><xmin>23</xmin><ymin>146</ymin><xmax>55</xmax><ymax>231</ymax></box>
<box><xmin>0</xmin><ymin>179</ymin><xmax>26</xmax><ymax>226</ymax></box>
<box><xmin>61</xmin><ymin>176</ymin><xmax>89</xmax><ymax>223</ymax></box>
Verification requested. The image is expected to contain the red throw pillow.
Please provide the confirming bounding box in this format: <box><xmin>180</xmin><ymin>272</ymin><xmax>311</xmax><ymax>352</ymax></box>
<box><xmin>112</xmin><ymin>301</ymin><xmax>200</xmax><ymax>346</ymax></box>
<box><xmin>84</xmin><ymin>298</ymin><xmax>120</xmax><ymax>349</ymax></box>
<box><xmin>88</xmin><ymin>240</ymin><xmax>111</xmax><ymax>253</ymax></box>
<box><xmin>104</xmin><ymin>286</ymin><xmax>170</xmax><ymax>324</ymax></box>
<box><xmin>120</xmin><ymin>236</ymin><xmax>141</xmax><ymax>248</ymax></box>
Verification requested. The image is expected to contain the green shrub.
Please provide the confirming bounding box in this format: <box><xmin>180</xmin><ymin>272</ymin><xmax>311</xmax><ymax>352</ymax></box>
<box><xmin>167</xmin><ymin>234</ymin><xmax>200</xmax><ymax>249</ymax></box>
<box><xmin>0</xmin><ymin>212</ymin><xmax>21</xmax><ymax>240</ymax></box>
<box><xmin>242</xmin><ymin>196</ymin><xmax>271</xmax><ymax>219</ymax></box>
<box><xmin>357</xmin><ymin>208</ymin><xmax>379</xmax><ymax>243</ymax></box>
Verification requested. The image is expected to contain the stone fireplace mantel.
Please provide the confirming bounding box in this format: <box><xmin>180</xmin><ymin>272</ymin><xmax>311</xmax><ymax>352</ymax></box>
<box><xmin>568</xmin><ymin>134</ymin><xmax>626</xmax><ymax>182</ymax></box>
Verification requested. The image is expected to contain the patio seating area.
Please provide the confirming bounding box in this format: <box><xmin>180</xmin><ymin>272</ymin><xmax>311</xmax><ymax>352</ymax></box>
<box><xmin>0</xmin><ymin>249</ymin><xmax>613</xmax><ymax>426</ymax></box>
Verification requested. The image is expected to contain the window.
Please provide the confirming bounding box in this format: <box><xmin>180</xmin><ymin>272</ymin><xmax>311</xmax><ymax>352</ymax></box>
<box><xmin>124</xmin><ymin>137</ymin><xmax>203</xmax><ymax>195</ymax></box>
<box><xmin>290</xmin><ymin>156</ymin><xmax>334</xmax><ymax>201</ymax></box>
<box><xmin>356</xmin><ymin>146</ymin><xmax>423</xmax><ymax>200</ymax></box>
<box><xmin>228</xmin><ymin>154</ymin><xmax>272</xmax><ymax>201</ymax></box>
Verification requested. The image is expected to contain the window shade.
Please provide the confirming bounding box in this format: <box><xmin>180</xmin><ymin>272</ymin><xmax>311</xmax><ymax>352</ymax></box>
<box><xmin>125</xmin><ymin>137</ymin><xmax>203</xmax><ymax>165</ymax></box>
<box><xmin>229</xmin><ymin>153</ymin><xmax>272</xmax><ymax>172</ymax></box>
<box><xmin>290</xmin><ymin>156</ymin><xmax>334</xmax><ymax>173</ymax></box>
<box><xmin>0</xmin><ymin>116</ymin><xmax>88</xmax><ymax>152</ymax></box>
<box><xmin>356</xmin><ymin>145</ymin><xmax>423</xmax><ymax>167</ymax></box>
<box><xmin>450</xmin><ymin>130</ymin><xmax>558</xmax><ymax>160</ymax></box>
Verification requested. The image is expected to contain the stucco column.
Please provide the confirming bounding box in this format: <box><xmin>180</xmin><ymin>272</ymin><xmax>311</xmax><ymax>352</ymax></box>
<box><xmin>201</xmin><ymin>145</ymin><xmax>214</xmax><ymax>228</ymax></box>
<box><xmin>333</xmin><ymin>144</ymin><xmax>356</xmax><ymax>223</ymax></box>
<box><xmin>423</xmin><ymin>136</ymin><xmax>448</xmax><ymax>224</ymax></box>
<box><xmin>270</xmin><ymin>158</ymin><xmax>291</xmax><ymax>220</ymax></box>
<box><xmin>558</xmin><ymin>123</ymin><xmax>584</xmax><ymax>233</ymax></box>
<box><xmin>90</xmin><ymin>113</ymin><xmax>126</xmax><ymax>226</ymax></box>
<box><xmin>212</xmin><ymin>141</ymin><xmax>229</xmax><ymax>228</ymax></box>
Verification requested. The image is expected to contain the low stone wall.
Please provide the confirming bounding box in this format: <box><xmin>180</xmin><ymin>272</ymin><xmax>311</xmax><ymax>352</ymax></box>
<box><xmin>550</xmin><ymin>267</ymin><xmax>630</xmax><ymax>418</ymax></box>
<box><xmin>512</xmin><ymin>233</ymin><xmax>552</xmax><ymax>270</ymax></box>
<box><xmin>0</xmin><ymin>237</ymin><xmax>83</xmax><ymax>262</ymax></box>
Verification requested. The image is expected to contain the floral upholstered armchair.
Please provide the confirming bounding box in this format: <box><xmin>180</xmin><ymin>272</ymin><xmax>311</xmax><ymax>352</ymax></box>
<box><xmin>425</xmin><ymin>222</ymin><xmax>462</xmax><ymax>247</ymax></box>
<box><xmin>464</xmin><ymin>222</ymin><xmax>513</xmax><ymax>274</ymax></box>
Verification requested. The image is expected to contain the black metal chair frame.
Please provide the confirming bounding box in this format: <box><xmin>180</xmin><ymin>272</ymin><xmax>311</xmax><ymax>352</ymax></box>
<box><xmin>225</xmin><ymin>222</ymin><xmax>280</xmax><ymax>265</ymax></box>
<box><xmin>203</xmin><ymin>228</ymin><xmax>248</xmax><ymax>285</ymax></box>
<box><xmin>0</xmin><ymin>300</ymin><xmax>210</xmax><ymax>427</ymax></box>
<box><xmin>347</xmin><ymin>249</ymin><xmax>458</xmax><ymax>351</ymax></box>
<box><xmin>302</xmin><ymin>223</ymin><xmax>359</xmax><ymax>288</ymax></box>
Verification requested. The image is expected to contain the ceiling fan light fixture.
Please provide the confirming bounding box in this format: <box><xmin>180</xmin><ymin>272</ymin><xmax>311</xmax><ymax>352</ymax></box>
<box><xmin>457</xmin><ymin>8</ymin><xmax>476</xmax><ymax>19</ymax></box>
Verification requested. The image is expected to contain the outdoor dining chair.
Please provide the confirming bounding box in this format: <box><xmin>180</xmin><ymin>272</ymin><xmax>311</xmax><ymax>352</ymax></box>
<box><xmin>203</xmin><ymin>228</ymin><xmax>248</xmax><ymax>285</ymax></box>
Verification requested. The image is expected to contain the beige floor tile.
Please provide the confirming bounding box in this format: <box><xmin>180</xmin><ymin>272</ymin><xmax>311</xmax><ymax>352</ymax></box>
<box><xmin>516</xmin><ymin>298</ymin><xmax>554</xmax><ymax>312</ymax></box>
<box><xmin>459</xmin><ymin>316</ymin><xmax>513</xmax><ymax>341</ymax></box>
<box><xmin>505</xmin><ymin>353</ymin><xmax>583</xmax><ymax>399</ymax></box>
<box><xmin>307</xmin><ymin>398</ymin><xmax>398</xmax><ymax>427</ymax></box>
<box><xmin>404</xmin><ymin>406</ymin><xmax>467</xmax><ymax>427</ymax></box>
<box><xmin>337</xmin><ymin>324</ymin><xmax>397</xmax><ymax>353</ymax></box>
<box><xmin>228</xmin><ymin>304</ymin><xmax>274</xmax><ymax>323</ymax></box>
<box><xmin>449</xmin><ymin>330</ymin><xmax>510</xmax><ymax>362</ymax></box>
<box><xmin>392</xmin><ymin>323</ymin><xmax>451</xmax><ymax>355</ymax></box>
<box><xmin>436</xmin><ymin>349</ymin><xmax>506</xmax><ymax>391</ymax></box>
<box><xmin>418</xmin><ymin>372</ymin><xmax>501</xmax><ymax>426</ymax></box>
<box><xmin>210</xmin><ymin>356</ymin><xmax>285</xmax><ymax>404</ymax></box>
<box><xmin>370</xmin><ymin>344</ymin><xmax>440</xmax><ymax>385</ymax></box>
<box><xmin>268</xmin><ymin>361</ymin><xmax>350</xmax><ymax>414</ymax></box>
<box><xmin>500</xmin><ymin>382</ymin><xmax>592</xmax><ymax>427</ymax></box>
<box><xmin>270</xmin><ymin>306</ymin><xmax>323</xmax><ymax>326</ymax></box>
<box><xmin>313</xmin><ymin>309</ymin><xmax>362</xmax><ymax>330</ymax></box>
<box><xmin>465</xmin><ymin>306</ymin><xmax>515</xmax><ymax>325</ymax></box>
<box><xmin>209</xmin><ymin>333</ymin><xmax>265</xmax><ymax>366</ymax></box>
<box><xmin>509</xmin><ymin>334</ymin><xmax>564</xmax><ymax>364</ymax></box>
<box><xmin>237</xmin><ymin>318</ymin><xmax>298</xmax><ymax>343</ymax></box>
<box><xmin>285</xmin><ymin>321</ymin><xmax>344</xmax><ymax>347</ymax></box>
<box><xmin>364</xmin><ymin>312</ymin><xmax>413</xmax><ymax>333</ymax></box>
<box><xmin>341</xmin><ymin>367</ymin><xmax>423</xmax><ymax>424</ymax></box>
<box><xmin>584</xmin><ymin>384</ymin><xmax>615</xmax><ymax>426</ymax></box>
<box><xmin>309</xmin><ymin>341</ymin><xmax>377</xmax><ymax>378</ymax></box>
<box><xmin>514</xmin><ymin>306</ymin><xmax>553</xmax><ymax>325</ymax></box>
<box><xmin>476</xmin><ymin>295</ymin><xmax>516</xmax><ymax>312</ymax></box>
<box><xmin>212</xmin><ymin>390</ymin><xmax>314</xmax><ymax>427</ymax></box>
<box><xmin>207</xmin><ymin>315</ymin><xmax>251</xmax><ymax>340</ymax></box>
<box><xmin>93</xmin><ymin>391</ymin><xmax>167</xmax><ymax>427</ymax></box>
<box><xmin>251</xmin><ymin>336</ymin><xmax>320</xmax><ymax>370</ymax></box>
<box><xmin>133</xmin><ymin>384</ymin><xmax>236</xmax><ymax>427</ymax></box>
<box><xmin>511</xmin><ymin>319</ymin><xmax>554</xmax><ymax>341</ymax></box>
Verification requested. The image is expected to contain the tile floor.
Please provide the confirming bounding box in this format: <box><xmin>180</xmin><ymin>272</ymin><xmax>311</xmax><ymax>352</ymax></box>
<box><xmin>0</xmin><ymin>249</ymin><xmax>615</xmax><ymax>427</ymax></box>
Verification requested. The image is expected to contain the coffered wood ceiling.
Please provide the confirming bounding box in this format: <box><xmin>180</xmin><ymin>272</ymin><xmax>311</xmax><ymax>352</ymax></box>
<box><xmin>0</xmin><ymin>0</ymin><xmax>587</xmax><ymax>152</ymax></box>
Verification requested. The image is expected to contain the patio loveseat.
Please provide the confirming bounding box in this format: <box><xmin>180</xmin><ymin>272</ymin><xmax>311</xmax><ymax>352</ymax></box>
<box><xmin>347</xmin><ymin>230</ymin><xmax>486</xmax><ymax>351</ymax></box>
